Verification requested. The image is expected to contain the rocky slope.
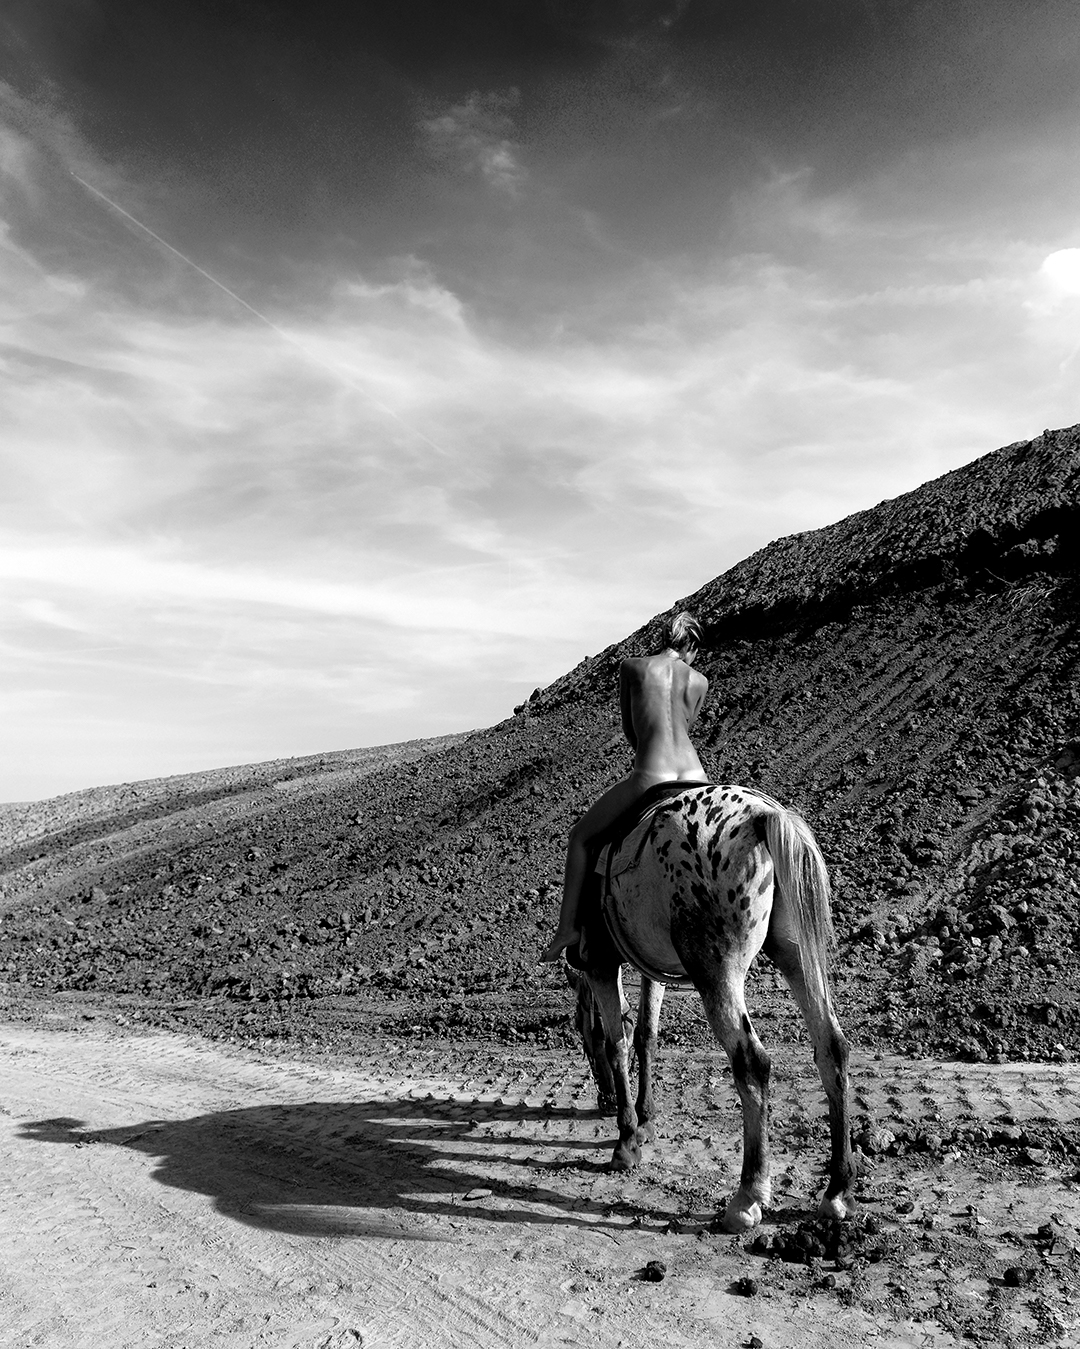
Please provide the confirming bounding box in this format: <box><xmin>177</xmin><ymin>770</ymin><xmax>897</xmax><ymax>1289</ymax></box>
<box><xmin>2</xmin><ymin>425</ymin><xmax>1079</xmax><ymax>1060</ymax></box>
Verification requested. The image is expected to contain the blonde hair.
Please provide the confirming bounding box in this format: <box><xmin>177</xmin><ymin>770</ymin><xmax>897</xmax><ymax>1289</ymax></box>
<box><xmin>662</xmin><ymin>610</ymin><xmax>702</xmax><ymax>654</ymax></box>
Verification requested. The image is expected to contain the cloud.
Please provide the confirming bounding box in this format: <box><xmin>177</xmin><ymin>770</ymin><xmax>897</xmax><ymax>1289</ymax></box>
<box><xmin>342</xmin><ymin>263</ymin><xmax>468</xmax><ymax>328</ymax></box>
<box><xmin>0</xmin><ymin>540</ymin><xmax>577</xmax><ymax>638</ymax></box>
<box><xmin>420</xmin><ymin>90</ymin><xmax>526</xmax><ymax>197</ymax></box>
<box><xmin>4</xmin><ymin>156</ymin><xmax>1076</xmax><ymax>643</ymax></box>
<box><xmin>16</xmin><ymin>597</ymin><xmax>90</xmax><ymax>632</ymax></box>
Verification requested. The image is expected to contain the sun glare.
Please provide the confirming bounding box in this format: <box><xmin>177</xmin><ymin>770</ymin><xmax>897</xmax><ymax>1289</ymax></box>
<box><xmin>1039</xmin><ymin>248</ymin><xmax>1080</xmax><ymax>296</ymax></box>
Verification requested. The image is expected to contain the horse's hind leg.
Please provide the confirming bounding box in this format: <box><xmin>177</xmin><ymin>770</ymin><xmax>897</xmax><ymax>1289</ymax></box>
<box><xmin>633</xmin><ymin>977</ymin><xmax>665</xmax><ymax>1143</ymax></box>
<box><xmin>585</xmin><ymin>963</ymin><xmax>641</xmax><ymax>1171</ymax></box>
<box><xmin>696</xmin><ymin>963</ymin><xmax>773</xmax><ymax>1232</ymax></box>
<box><xmin>764</xmin><ymin>926</ymin><xmax>856</xmax><ymax>1218</ymax></box>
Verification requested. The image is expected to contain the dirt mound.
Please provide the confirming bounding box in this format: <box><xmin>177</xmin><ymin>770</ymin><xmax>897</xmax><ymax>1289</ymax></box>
<box><xmin>2</xmin><ymin>424</ymin><xmax>1079</xmax><ymax>1060</ymax></box>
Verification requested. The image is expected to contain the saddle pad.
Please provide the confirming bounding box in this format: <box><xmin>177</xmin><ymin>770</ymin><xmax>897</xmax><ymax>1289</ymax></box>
<box><xmin>593</xmin><ymin>781</ymin><xmax>708</xmax><ymax>880</ymax></box>
<box><xmin>594</xmin><ymin>827</ymin><xmax>648</xmax><ymax>882</ymax></box>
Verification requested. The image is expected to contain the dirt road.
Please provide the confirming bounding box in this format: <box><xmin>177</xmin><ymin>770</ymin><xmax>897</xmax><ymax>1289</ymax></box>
<box><xmin>2</xmin><ymin>1018</ymin><xmax>1079</xmax><ymax>1349</ymax></box>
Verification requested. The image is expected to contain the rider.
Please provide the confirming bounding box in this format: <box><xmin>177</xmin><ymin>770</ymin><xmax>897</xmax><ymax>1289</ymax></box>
<box><xmin>540</xmin><ymin>610</ymin><xmax>709</xmax><ymax>962</ymax></box>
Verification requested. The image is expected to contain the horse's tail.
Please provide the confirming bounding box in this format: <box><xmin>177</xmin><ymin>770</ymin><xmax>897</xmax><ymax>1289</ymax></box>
<box><xmin>760</xmin><ymin>800</ymin><xmax>835</xmax><ymax>1001</ymax></box>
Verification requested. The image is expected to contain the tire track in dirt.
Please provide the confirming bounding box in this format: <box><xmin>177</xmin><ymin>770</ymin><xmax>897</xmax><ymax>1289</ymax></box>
<box><xmin>3</xmin><ymin>1023</ymin><xmax>1080</xmax><ymax>1347</ymax></box>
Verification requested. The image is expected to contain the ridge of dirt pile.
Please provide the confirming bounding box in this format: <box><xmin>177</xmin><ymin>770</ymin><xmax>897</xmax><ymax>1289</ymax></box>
<box><xmin>0</xmin><ymin>734</ymin><xmax>469</xmax><ymax>856</ymax></box>
<box><xmin>2</xmin><ymin>424</ymin><xmax>1080</xmax><ymax>1062</ymax></box>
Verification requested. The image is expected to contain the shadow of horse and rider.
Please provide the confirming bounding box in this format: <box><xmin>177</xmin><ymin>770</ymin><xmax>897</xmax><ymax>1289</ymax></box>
<box><xmin>18</xmin><ymin>1091</ymin><xmax>729</xmax><ymax>1242</ymax></box>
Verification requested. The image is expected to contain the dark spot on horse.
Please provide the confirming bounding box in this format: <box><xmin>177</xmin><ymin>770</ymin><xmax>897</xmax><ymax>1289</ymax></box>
<box><xmin>727</xmin><ymin>888</ymin><xmax>736</xmax><ymax>904</ymax></box>
<box><xmin>740</xmin><ymin>896</ymin><xmax>750</xmax><ymax>910</ymax></box>
<box><xmin>687</xmin><ymin>820</ymin><xmax>699</xmax><ymax>849</ymax></box>
<box><xmin>756</xmin><ymin>870</ymin><xmax>772</xmax><ymax>896</ymax></box>
<box><xmin>753</xmin><ymin>816</ymin><xmax>767</xmax><ymax>842</ymax></box>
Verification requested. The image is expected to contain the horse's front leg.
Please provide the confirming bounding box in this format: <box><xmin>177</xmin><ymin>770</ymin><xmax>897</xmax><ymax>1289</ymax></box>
<box><xmin>633</xmin><ymin>976</ymin><xmax>665</xmax><ymax>1144</ymax></box>
<box><xmin>586</xmin><ymin>964</ymin><xmax>640</xmax><ymax>1170</ymax></box>
<box><xmin>567</xmin><ymin>965</ymin><xmax>620</xmax><ymax>1115</ymax></box>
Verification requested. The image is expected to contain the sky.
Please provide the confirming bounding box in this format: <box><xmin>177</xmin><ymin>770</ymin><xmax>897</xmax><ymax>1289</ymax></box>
<box><xmin>2</xmin><ymin>0</ymin><xmax>1080</xmax><ymax>802</ymax></box>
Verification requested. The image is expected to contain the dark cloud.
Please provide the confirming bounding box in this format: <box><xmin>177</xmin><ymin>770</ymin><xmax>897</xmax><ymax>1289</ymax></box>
<box><xmin>5</xmin><ymin>1</ymin><xmax>1080</xmax><ymax>325</ymax></box>
<box><xmin>6</xmin><ymin>0</ymin><xmax>1080</xmax><ymax>271</ymax></box>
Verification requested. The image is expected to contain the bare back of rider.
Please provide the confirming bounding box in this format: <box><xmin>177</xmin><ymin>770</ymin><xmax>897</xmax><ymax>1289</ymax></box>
<box><xmin>540</xmin><ymin>624</ymin><xmax>708</xmax><ymax>962</ymax></box>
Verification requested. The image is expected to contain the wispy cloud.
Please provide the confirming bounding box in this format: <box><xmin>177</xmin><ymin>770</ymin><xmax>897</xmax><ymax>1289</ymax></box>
<box><xmin>420</xmin><ymin>90</ymin><xmax>526</xmax><ymax>198</ymax></box>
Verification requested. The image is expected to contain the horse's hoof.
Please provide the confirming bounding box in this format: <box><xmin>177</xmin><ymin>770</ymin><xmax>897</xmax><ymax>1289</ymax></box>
<box><xmin>610</xmin><ymin>1144</ymin><xmax>640</xmax><ymax>1172</ymax></box>
<box><xmin>720</xmin><ymin>1199</ymin><xmax>763</xmax><ymax>1233</ymax></box>
<box><xmin>818</xmin><ymin>1192</ymin><xmax>857</xmax><ymax>1221</ymax></box>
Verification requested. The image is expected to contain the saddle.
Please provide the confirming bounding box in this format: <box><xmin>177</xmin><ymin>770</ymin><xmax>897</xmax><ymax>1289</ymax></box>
<box><xmin>566</xmin><ymin>780</ymin><xmax>706</xmax><ymax>985</ymax></box>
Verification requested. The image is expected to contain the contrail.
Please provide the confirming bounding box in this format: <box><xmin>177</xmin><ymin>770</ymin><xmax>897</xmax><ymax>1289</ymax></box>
<box><xmin>71</xmin><ymin>172</ymin><xmax>450</xmax><ymax>456</ymax></box>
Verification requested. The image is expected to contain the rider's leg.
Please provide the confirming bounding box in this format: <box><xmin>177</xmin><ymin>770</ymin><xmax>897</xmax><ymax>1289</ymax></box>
<box><xmin>540</xmin><ymin>774</ymin><xmax>652</xmax><ymax>962</ymax></box>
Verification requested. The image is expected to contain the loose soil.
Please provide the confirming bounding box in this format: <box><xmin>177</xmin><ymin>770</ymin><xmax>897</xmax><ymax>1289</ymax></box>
<box><xmin>3</xmin><ymin>424</ymin><xmax>1080</xmax><ymax>1346</ymax></box>
<box><xmin>3</xmin><ymin>1004</ymin><xmax>1080</xmax><ymax>1348</ymax></box>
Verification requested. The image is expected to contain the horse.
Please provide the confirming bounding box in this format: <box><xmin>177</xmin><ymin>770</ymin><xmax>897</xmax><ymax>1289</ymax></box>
<box><xmin>565</xmin><ymin>783</ymin><xmax>856</xmax><ymax>1234</ymax></box>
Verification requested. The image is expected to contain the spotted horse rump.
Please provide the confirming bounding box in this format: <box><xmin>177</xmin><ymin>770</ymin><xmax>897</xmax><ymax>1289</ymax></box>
<box><xmin>570</xmin><ymin>784</ymin><xmax>856</xmax><ymax>1234</ymax></box>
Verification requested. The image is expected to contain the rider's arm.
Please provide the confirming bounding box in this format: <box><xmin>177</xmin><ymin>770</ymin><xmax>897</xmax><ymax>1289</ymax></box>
<box><xmin>619</xmin><ymin>663</ymin><xmax>638</xmax><ymax>750</ymax></box>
